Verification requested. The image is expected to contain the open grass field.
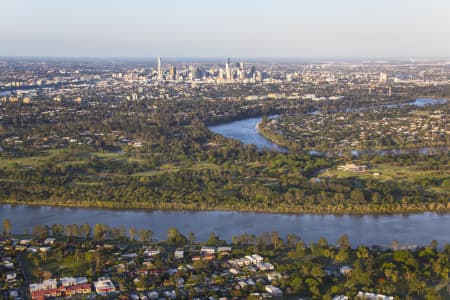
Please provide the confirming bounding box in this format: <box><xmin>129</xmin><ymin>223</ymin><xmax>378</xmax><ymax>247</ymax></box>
<box><xmin>23</xmin><ymin>251</ymin><xmax>92</xmax><ymax>281</ymax></box>
<box><xmin>320</xmin><ymin>162</ymin><xmax>450</xmax><ymax>193</ymax></box>
<box><xmin>0</xmin><ymin>150</ymin><xmax>61</xmax><ymax>169</ymax></box>
<box><xmin>131</xmin><ymin>162</ymin><xmax>221</xmax><ymax>177</ymax></box>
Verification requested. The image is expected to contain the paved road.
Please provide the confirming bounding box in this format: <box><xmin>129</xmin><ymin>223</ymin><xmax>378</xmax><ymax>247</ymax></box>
<box><xmin>17</xmin><ymin>252</ymin><xmax>30</xmax><ymax>299</ymax></box>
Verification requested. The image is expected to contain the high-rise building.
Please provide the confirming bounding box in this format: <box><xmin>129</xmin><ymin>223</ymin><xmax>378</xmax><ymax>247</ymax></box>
<box><xmin>224</xmin><ymin>58</ymin><xmax>232</xmax><ymax>81</ymax></box>
<box><xmin>226</xmin><ymin>68</ymin><xmax>232</xmax><ymax>82</ymax></box>
<box><xmin>169</xmin><ymin>65</ymin><xmax>176</xmax><ymax>80</ymax></box>
<box><xmin>190</xmin><ymin>66</ymin><xmax>201</xmax><ymax>80</ymax></box>
<box><xmin>379</xmin><ymin>72</ymin><xmax>387</xmax><ymax>83</ymax></box>
<box><xmin>157</xmin><ymin>56</ymin><xmax>162</xmax><ymax>80</ymax></box>
<box><xmin>239</xmin><ymin>69</ymin><xmax>246</xmax><ymax>80</ymax></box>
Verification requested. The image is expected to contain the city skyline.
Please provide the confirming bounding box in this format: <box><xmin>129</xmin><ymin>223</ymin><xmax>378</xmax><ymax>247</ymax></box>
<box><xmin>1</xmin><ymin>0</ymin><xmax>450</xmax><ymax>59</ymax></box>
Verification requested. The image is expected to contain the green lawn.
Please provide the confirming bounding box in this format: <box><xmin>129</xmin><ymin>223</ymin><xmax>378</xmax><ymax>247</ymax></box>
<box><xmin>25</xmin><ymin>252</ymin><xmax>92</xmax><ymax>280</ymax></box>
<box><xmin>320</xmin><ymin>163</ymin><xmax>450</xmax><ymax>193</ymax></box>
<box><xmin>132</xmin><ymin>162</ymin><xmax>221</xmax><ymax>177</ymax></box>
<box><xmin>0</xmin><ymin>149</ymin><xmax>62</xmax><ymax>169</ymax></box>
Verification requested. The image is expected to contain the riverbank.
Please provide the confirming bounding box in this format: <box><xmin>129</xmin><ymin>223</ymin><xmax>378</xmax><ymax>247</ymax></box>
<box><xmin>257</xmin><ymin>120</ymin><xmax>292</xmax><ymax>149</ymax></box>
<box><xmin>1</xmin><ymin>198</ymin><xmax>449</xmax><ymax>215</ymax></box>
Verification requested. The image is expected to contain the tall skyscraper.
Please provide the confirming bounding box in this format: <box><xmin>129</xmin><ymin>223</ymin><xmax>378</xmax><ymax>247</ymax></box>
<box><xmin>190</xmin><ymin>66</ymin><xmax>201</xmax><ymax>80</ymax></box>
<box><xmin>239</xmin><ymin>69</ymin><xmax>246</xmax><ymax>80</ymax></box>
<box><xmin>225</xmin><ymin>58</ymin><xmax>232</xmax><ymax>81</ymax></box>
<box><xmin>157</xmin><ymin>56</ymin><xmax>162</xmax><ymax>81</ymax></box>
<box><xmin>169</xmin><ymin>65</ymin><xmax>176</xmax><ymax>80</ymax></box>
<box><xmin>226</xmin><ymin>68</ymin><xmax>232</xmax><ymax>82</ymax></box>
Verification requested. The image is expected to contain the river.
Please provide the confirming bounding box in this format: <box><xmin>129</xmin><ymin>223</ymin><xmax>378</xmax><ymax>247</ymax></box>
<box><xmin>208</xmin><ymin>116</ymin><xmax>288</xmax><ymax>152</ymax></box>
<box><xmin>1</xmin><ymin>205</ymin><xmax>450</xmax><ymax>246</ymax></box>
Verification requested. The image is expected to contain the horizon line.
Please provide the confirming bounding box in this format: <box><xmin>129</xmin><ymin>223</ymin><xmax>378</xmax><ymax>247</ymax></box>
<box><xmin>1</xmin><ymin>55</ymin><xmax>450</xmax><ymax>63</ymax></box>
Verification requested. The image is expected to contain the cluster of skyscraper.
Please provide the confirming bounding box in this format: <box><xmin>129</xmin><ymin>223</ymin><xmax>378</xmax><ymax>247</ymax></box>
<box><xmin>154</xmin><ymin>57</ymin><xmax>260</xmax><ymax>82</ymax></box>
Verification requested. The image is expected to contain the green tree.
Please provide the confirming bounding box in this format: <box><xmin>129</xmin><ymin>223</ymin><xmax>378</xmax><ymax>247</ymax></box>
<box><xmin>2</xmin><ymin>219</ymin><xmax>11</xmax><ymax>236</ymax></box>
<box><xmin>129</xmin><ymin>227</ymin><xmax>137</xmax><ymax>241</ymax></box>
<box><xmin>356</xmin><ymin>246</ymin><xmax>369</xmax><ymax>260</ymax></box>
<box><xmin>138</xmin><ymin>229</ymin><xmax>153</xmax><ymax>242</ymax></box>
<box><xmin>318</xmin><ymin>237</ymin><xmax>328</xmax><ymax>248</ymax></box>
<box><xmin>286</xmin><ymin>233</ymin><xmax>301</xmax><ymax>248</ymax></box>
<box><xmin>188</xmin><ymin>232</ymin><xmax>196</xmax><ymax>244</ymax></box>
<box><xmin>93</xmin><ymin>224</ymin><xmax>106</xmax><ymax>239</ymax></box>
<box><xmin>337</xmin><ymin>234</ymin><xmax>351</xmax><ymax>250</ymax></box>
<box><xmin>51</xmin><ymin>224</ymin><xmax>64</xmax><ymax>237</ymax></box>
<box><xmin>167</xmin><ymin>227</ymin><xmax>187</xmax><ymax>246</ymax></box>
<box><xmin>271</xmin><ymin>231</ymin><xmax>284</xmax><ymax>250</ymax></box>
<box><xmin>206</xmin><ymin>232</ymin><xmax>221</xmax><ymax>246</ymax></box>
<box><xmin>81</xmin><ymin>223</ymin><xmax>91</xmax><ymax>239</ymax></box>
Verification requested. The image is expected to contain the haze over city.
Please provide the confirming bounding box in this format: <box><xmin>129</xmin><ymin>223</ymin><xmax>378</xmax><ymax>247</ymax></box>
<box><xmin>2</xmin><ymin>0</ymin><xmax>450</xmax><ymax>58</ymax></box>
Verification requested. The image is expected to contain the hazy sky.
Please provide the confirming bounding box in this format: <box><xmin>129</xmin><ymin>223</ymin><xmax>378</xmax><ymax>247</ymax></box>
<box><xmin>1</xmin><ymin>0</ymin><xmax>450</xmax><ymax>58</ymax></box>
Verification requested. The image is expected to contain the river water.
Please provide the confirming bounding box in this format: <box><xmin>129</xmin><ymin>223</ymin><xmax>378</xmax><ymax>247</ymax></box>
<box><xmin>208</xmin><ymin>116</ymin><xmax>288</xmax><ymax>152</ymax></box>
<box><xmin>1</xmin><ymin>205</ymin><xmax>450</xmax><ymax>246</ymax></box>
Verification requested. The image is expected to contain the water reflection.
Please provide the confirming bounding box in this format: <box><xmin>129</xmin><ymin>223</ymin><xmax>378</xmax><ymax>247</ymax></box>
<box><xmin>1</xmin><ymin>204</ymin><xmax>449</xmax><ymax>246</ymax></box>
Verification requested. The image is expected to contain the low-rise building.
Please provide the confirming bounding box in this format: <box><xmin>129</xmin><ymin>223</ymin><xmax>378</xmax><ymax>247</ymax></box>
<box><xmin>200</xmin><ymin>246</ymin><xmax>216</xmax><ymax>254</ymax></box>
<box><xmin>144</xmin><ymin>249</ymin><xmax>160</xmax><ymax>257</ymax></box>
<box><xmin>174</xmin><ymin>250</ymin><xmax>184</xmax><ymax>259</ymax></box>
<box><xmin>340</xmin><ymin>266</ymin><xmax>353</xmax><ymax>276</ymax></box>
<box><xmin>93</xmin><ymin>277</ymin><xmax>116</xmax><ymax>295</ymax></box>
<box><xmin>356</xmin><ymin>291</ymin><xmax>394</xmax><ymax>300</ymax></box>
<box><xmin>265</xmin><ymin>285</ymin><xmax>283</xmax><ymax>297</ymax></box>
<box><xmin>333</xmin><ymin>296</ymin><xmax>349</xmax><ymax>300</ymax></box>
<box><xmin>267</xmin><ymin>271</ymin><xmax>282</xmax><ymax>281</ymax></box>
<box><xmin>30</xmin><ymin>277</ymin><xmax>91</xmax><ymax>300</ymax></box>
<box><xmin>217</xmin><ymin>246</ymin><xmax>232</xmax><ymax>253</ymax></box>
<box><xmin>257</xmin><ymin>262</ymin><xmax>275</xmax><ymax>271</ymax></box>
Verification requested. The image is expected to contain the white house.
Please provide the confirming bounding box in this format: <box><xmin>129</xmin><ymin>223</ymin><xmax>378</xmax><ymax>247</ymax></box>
<box><xmin>357</xmin><ymin>291</ymin><xmax>394</xmax><ymax>300</ymax></box>
<box><xmin>257</xmin><ymin>262</ymin><xmax>275</xmax><ymax>271</ymax></box>
<box><xmin>93</xmin><ymin>277</ymin><xmax>116</xmax><ymax>295</ymax></box>
<box><xmin>200</xmin><ymin>246</ymin><xmax>216</xmax><ymax>254</ymax></box>
<box><xmin>217</xmin><ymin>246</ymin><xmax>232</xmax><ymax>253</ymax></box>
<box><xmin>251</xmin><ymin>254</ymin><xmax>264</xmax><ymax>263</ymax></box>
<box><xmin>267</xmin><ymin>272</ymin><xmax>282</xmax><ymax>281</ymax></box>
<box><xmin>265</xmin><ymin>285</ymin><xmax>283</xmax><ymax>297</ymax></box>
<box><xmin>144</xmin><ymin>249</ymin><xmax>160</xmax><ymax>257</ymax></box>
<box><xmin>340</xmin><ymin>266</ymin><xmax>353</xmax><ymax>276</ymax></box>
<box><xmin>174</xmin><ymin>250</ymin><xmax>184</xmax><ymax>259</ymax></box>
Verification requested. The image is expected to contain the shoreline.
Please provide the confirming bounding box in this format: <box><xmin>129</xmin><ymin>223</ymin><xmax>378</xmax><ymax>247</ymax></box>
<box><xmin>1</xmin><ymin>199</ymin><xmax>449</xmax><ymax>216</ymax></box>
